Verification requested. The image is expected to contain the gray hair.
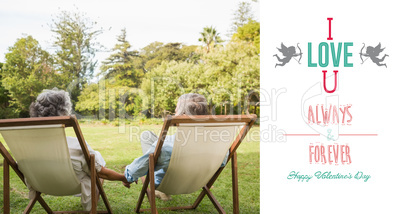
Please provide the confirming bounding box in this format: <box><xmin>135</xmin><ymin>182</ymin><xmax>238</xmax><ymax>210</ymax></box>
<box><xmin>175</xmin><ymin>93</ymin><xmax>208</xmax><ymax>116</ymax></box>
<box><xmin>29</xmin><ymin>88</ymin><xmax>72</xmax><ymax>117</ymax></box>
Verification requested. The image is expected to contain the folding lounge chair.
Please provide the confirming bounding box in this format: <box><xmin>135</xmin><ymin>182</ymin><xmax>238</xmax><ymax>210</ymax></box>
<box><xmin>0</xmin><ymin>116</ymin><xmax>113</xmax><ymax>214</ymax></box>
<box><xmin>135</xmin><ymin>114</ymin><xmax>257</xmax><ymax>214</ymax></box>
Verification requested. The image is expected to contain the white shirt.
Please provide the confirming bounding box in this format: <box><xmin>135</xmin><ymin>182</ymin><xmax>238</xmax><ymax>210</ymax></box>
<box><xmin>27</xmin><ymin>137</ymin><xmax>106</xmax><ymax>211</ymax></box>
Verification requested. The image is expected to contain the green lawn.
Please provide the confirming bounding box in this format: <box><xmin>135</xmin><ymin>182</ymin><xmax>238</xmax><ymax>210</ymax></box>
<box><xmin>0</xmin><ymin>123</ymin><xmax>260</xmax><ymax>213</ymax></box>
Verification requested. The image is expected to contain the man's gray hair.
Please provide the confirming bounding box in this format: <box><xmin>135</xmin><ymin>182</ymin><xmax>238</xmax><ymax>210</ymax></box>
<box><xmin>29</xmin><ymin>88</ymin><xmax>72</xmax><ymax>117</ymax></box>
<box><xmin>175</xmin><ymin>93</ymin><xmax>208</xmax><ymax>116</ymax></box>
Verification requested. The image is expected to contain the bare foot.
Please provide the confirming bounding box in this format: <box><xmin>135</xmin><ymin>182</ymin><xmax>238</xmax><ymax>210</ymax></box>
<box><xmin>155</xmin><ymin>190</ymin><xmax>172</xmax><ymax>201</ymax></box>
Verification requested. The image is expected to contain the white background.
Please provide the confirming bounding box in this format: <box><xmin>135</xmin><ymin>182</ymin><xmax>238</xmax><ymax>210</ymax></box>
<box><xmin>261</xmin><ymin>1</ymin><xmax>402</xmax><ymax>213</ymax></box>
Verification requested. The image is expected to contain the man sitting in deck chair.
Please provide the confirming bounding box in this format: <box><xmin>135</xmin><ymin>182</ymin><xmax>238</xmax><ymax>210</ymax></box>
<box><xmin>29</xmin><ymin>88</ymin><xmax>130</xmax><ymax>211</ymax></box>
<box><xmin>124</xmin><ymin>93</ymin><xmax>228</xmax><ymax>201</ymax></box>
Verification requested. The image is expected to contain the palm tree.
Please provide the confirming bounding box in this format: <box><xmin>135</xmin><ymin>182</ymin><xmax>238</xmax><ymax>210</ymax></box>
<box><xmin>198</xmin><ymin>26</ymin><xmax>223</xmax><ymax>53</ymax></box>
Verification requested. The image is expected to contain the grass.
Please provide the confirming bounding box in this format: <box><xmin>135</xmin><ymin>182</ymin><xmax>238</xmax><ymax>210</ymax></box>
<box><xmin>0</xmin><ymin>122</ymin><xmax>260</xmax><ymax>213</ymax></box>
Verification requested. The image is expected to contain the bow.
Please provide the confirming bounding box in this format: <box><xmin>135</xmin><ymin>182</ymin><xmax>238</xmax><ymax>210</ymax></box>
<box><xmin>294</xmin><ymin>43</ymin><xmax>302</xmax><ymax>64</ymax></box>
<box><xmin>359</xmin><ymin>43</ymin><xmax>368</xmax><ymax>64</ymax></box>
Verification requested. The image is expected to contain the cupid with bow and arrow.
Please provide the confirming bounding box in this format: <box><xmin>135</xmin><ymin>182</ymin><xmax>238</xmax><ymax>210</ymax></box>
<box><xmin>273</xmin><ymin>43</ymin><xmax>303</xmax><ymax>68</ymax></box>
<box><xmin>359</xmin><ymin>43</ymin><xmax>389</xmax><ymax>68</ymax></box>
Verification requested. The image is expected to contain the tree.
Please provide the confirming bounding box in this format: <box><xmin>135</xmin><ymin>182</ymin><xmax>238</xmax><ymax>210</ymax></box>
<box><xmin>229</xmin><ymin>1</ymin><xmax>254</xmax><ymax>36</ymax></box>
<box><xmin>198</xmin><ymin>26</ymin><xmax>223</xmax><ymax>53</ymax></box>
<box><xmin>75</xmin><ymin>83</ymin><xmax>99</xmax><ymax>116</ymax></box>
<box><xmin>140</xmin><ymin>40</ymin><xmax>260</xmax><ymax>117</ymax></box>
<box><xmin>75</xmin><ymin>81</ymin><xmax>144</xmax><ymax>119</ymax></box>
<box><xmin>232</xmin><ymin>20</ymin><xmax>260</xmax><ymax>53</ymax></box>
<box><xmin>50</xmin><ymin>9</ymin><xmax>103</xmax><ymax>104</ymax></box>
<box><xmin>0</xmin><ymin>63</ymin><xmax>8</xmax><ymax>105</ymax></box>
<box><xmin>180</xmin><ymin>45</ymin><xmax>201</xmax><ymax>63</ymax></box>
<box><xmin>0</xmin><ymin>63</ymin><xmax>19</xmax><ymax>118</ymax></box>
<box><xmin>140</xmin><ymin>61</ymin><xmax>195</xmax><ymax>117</ymax></box>
<box><xmin>140</xmin><ymin>42</ymin><xmax>199</xmax><ymax>71</ymax></box>
<box><xmin>100</xmin><ymin>28</ymin><xmax>142</xmax><ymax>87</ymax></box>
<box><xmin>199</xmin><ymin>40</ymin><xmax>260</xmax><ymax>115</ymax></box>
<box><xmin>2</xmin><ymin>36</ymin><xmax>59</xmax><ymax>117</ymax></box>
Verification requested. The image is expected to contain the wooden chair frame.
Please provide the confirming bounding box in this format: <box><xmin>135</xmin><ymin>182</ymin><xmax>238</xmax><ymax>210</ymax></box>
<box><xmin>135</xmin><ymin>114</ymin><xmax>257</xmax><ymax>214</ymax></box>
<box><xmin>0</xmin><ymin>116</ymin><xmax>113</xmax><ymax>214</ymax></box>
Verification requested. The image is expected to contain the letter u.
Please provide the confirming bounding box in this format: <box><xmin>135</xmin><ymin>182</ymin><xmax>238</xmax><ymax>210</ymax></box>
<box><xmin>322</xmin><ymin>70</ymin><xmax>338</xmax><ymax>93</ymax></box>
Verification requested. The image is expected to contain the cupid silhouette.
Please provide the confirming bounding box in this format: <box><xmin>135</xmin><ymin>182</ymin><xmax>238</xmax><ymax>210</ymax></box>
<box><xmin>360</xmin><ymin>43</ymin><xmax>389</xmax><ymax>68</ymax></box>
<box><xmin>273</xmin><ymin>43</ymin><xmax>302</xmax><ymax>68</ymax></box>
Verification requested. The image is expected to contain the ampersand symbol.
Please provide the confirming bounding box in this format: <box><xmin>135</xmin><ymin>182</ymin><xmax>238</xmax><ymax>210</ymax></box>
<box><xmin>327</xmin><ymin>129</ymin><xmax>335</xmax><ymax>141</ymax></box>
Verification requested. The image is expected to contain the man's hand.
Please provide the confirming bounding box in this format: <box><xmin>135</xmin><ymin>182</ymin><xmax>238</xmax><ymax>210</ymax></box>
<box><xmin>122</xmin><ymin>181</ymin><xmax>131</xmax><ymax>188</ymax></box>
<box><xmin>122</xmin><ymin>180</ymin><xmax>137</xmax><ymax>188</ymax></box>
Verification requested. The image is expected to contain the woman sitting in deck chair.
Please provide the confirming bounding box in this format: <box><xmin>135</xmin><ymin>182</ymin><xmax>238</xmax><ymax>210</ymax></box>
<box><xmin>29</xmin><ymin>88</ymin><xmax>130</xmax><ymax>211</ymax></box>
<box><xmin>124</xmin><ymin>93</ymin><xmax>229</xmax><ymax>201</ymax></box>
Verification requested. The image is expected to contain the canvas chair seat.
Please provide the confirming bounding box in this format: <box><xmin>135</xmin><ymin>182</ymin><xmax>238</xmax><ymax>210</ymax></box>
<box><xmin>135</xmin><ymin>115</ymin><xmax>257</xmax><ymax>214</ymax></box>
<box><xmin>157</xmin><ymin>123</ymin><xmax>242</xmax><ymax>195</ymax></box>
<box><xmin>0</xmin><ymin>125</ymin><xmax>82</xmax><ymax>196</ymax></box>
<box><xmin>0</xmin><ymin>116</ymin><xmax>113</xmax><ymax>214</ymax></box>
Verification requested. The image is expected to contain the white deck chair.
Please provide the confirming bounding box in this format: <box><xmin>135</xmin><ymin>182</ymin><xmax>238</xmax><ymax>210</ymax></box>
<box><xmin>135</xmin><ymin>114</ymin><xmax>257</xmax><ymax>214</ymax></box>
<box><xmin>0</xmin><ymin>116</ymin><xmax>113</xmax><ymax>214</ymax></box>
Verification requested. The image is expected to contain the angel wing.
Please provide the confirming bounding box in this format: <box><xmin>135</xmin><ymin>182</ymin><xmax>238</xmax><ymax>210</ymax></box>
<box><xmin>374</xmin><ymin>43</ymin><xmax>385</xmax><ymax>53</ymax></box>
<box><xmin>277</xmin><ymin>43</ymin><xmax>288</xmax><ymax>54</ymax></box>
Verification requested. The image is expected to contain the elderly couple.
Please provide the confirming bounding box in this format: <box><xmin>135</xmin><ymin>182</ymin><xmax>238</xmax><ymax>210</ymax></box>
<box><xmin>29</xmin><ymin>88</ymin><xmax>211</xmax><ymax>211</ymax></box>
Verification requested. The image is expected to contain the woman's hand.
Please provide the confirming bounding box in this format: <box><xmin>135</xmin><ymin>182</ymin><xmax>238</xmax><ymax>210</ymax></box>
<box><xmin>122</xmin><ymin>179</ymin><xmax>137</xmax><ymax>188</ymax></box>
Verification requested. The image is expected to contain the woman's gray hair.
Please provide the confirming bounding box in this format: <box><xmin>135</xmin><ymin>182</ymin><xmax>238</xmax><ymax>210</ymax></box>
<box><xmin>29</xmin><ymin>88</ymin><xmax>72</xmax><ymax>117</ymax></box>
<box><xmin>175</xmin><ymin>93</ymin><xmax>208</xmax><ymax>116</ymax></box>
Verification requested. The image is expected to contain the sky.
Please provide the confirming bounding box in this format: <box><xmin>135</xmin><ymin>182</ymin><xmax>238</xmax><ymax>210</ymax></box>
<box><xmin>0</xmin><ymin>0</ymin><xmax>259</xmax><ymax>75</ymax></box>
